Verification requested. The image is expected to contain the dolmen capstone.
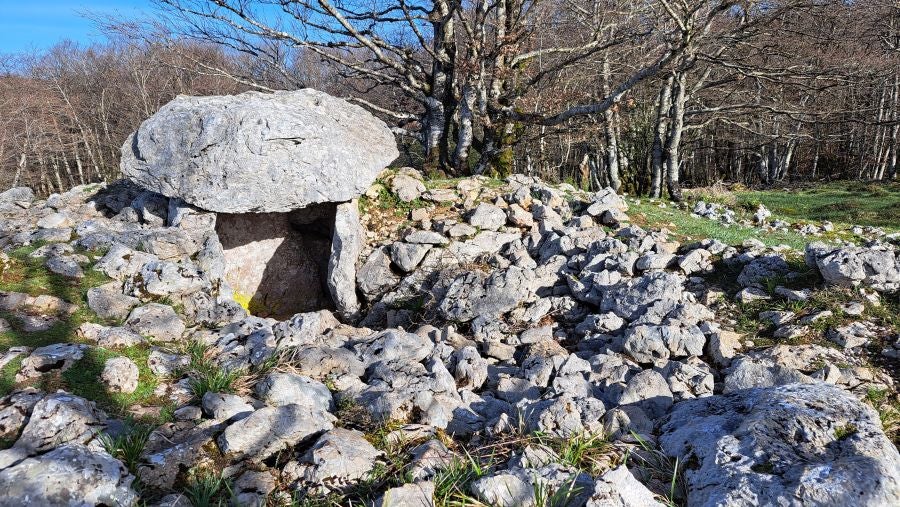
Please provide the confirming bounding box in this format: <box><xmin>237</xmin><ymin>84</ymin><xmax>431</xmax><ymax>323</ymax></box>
<box><xmin>120</xmin><ymin>89</ymin><xmax>399</xmax><ymax>319</ymax></box>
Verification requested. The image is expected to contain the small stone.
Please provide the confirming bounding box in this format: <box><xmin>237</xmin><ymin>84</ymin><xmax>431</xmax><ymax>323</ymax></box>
<box><xmin>126</xmin><ymin>303</ymin><xmax>185</xmax><ymax>342</ymax></box>
<box><xmin>405</xmin><ymin>230</ymin><xmax>449</xmax><ymax>245</ymax></box>
<box><xmin>391</xmin><ymin>174</ymin><xmax>426</xmax><ymax>202</ymax></box>
<box><xmin>773</xmin><ymin>325</ymin><xmax>809</xmax><ymax>340</ymax></box>
<box><xmin>378</xmin><ymin>481</ymin><xmax>435</xmax><ymax>507</ymax></box>
<box><xmin>201</xmin><ymin>392</ymin><xmax>254</xmax><ymax>421</ymax></box>
<box><xmin>101</xmin><ymin>357</ymin><xmax>139</xmax><ymax>394</ymax></box>
<box><xmin>736</xmin><ymin>287</ymin><xmax>770</xmax><ymax>303</ymax></box>
<box><xmin>827</xmin><ymin>322</ymin><xmax>875</xmax><ymax>349</ymax></box>
<box><xmin>841</xmin><ymin>302</ymin><xmax>865</xmax><ymax>316</ymax></box>
<box><xmin>87</xmin><ymin>283</ymin><xmax>139</xmax><ymax>320</ymax></box>
<box><xmin>468</xmin><ymin>203</ymin><xmax>507</xmax><ymax>231</ymax></box>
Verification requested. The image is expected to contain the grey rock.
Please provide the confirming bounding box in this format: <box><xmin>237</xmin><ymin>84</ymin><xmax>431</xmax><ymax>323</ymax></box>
<box><xmin>0</xmin><ymin>445</ymin><xmax>137</xmax><ymax>507</ymax></box>
<box><xmin>737</xmin><ymin>254</ymin><xmax>790</xmax><ymax>288</ymax></box>
<box><xmin>9</xmin><ymin>393</ymin><xmax>104</xmax><ymax>455</ymax></box>
<box><xmin>599</xmin><ymin>272</ymin><xmax>685</xmax><ymax>321</ymax></box>
<box><xmin>101</xmin><ymin>357</ymin><xmax>139</xmax><ymax>394</ymax></box>
<box><xmin>807</xmin><ymin>243</ymin><xmax>899</xmax><ymax>291</ymax></box>
<box><xmin>357</xmin><ymin>247</ymin><xmax>401</xmax><ymax>302</ymax></box>
<box><xmin>660</xmin><ymin>383</ymin><xmax>900</xmax><ymax>507</ymax></box>
<box><xmin>405</xmin><ymin>230</ymin><xmax>449</xmax><ymax>245</ymax></box>
<box><xmin>87</xmin><ymin>282</ymin><xmax>139</xmax><ymax>320</ymax></box>
<box><xmin>587</xmin><ymin>465</ymin><xmax>664</xmax><ymax>507</ymax></box>
<box><xmin>468</xmin><ymin>203</ymin><xmax>507</xmax><ymax>231</ymax></box>
<box><xmin>408</xmin><ymin>439</ymin><xmax>455</xmax><ymax>480</ymax></box>
<box><xmin>470</xmin><ymin>469</ymin><xmax>534</xmax><ymax>507</ymax></box>
<box><xmin>17</xmin><ymin>343</ymin><xmax>88</xmax><ymax>380</ymax></box>
<box><xmin>121</xmin><ymin>89</ymin><xmax>398</xmax><ymax>213</ymax></box>
<box><xmin>438</xmin><ymin>266</ymin><xmax>534</xmax><ymax>322</ymax></box>
<box><xmin>378</xmin><ymin>481</ymin><xmax>434</xmax><ymax>507</ymax></box>
<box><xmin>327</xmin><ymin>200</ymin><xmax>363</xmax><ymax>319</ymax></box>
<box><xmin>255</xmin><ymin>372</ymin><xmax>333</xmax><ymax>411</ymax></box>
<box><xmin>390</xmin><ymin>242</ymin><xmax>432</xmax><ymax>273</ymax></box>
<box><xmin>355</xmin><ymin>329</ymin><xmax>434</xmax><ymax>366</ymax></box>
<box><xmin>126</xmin><ymin>304</ymin><xmax>185</xmax><ymax>342</ymax></box>
<box><xmin>217</xmin><ymin>404</ymin><xmax>335</xmax><ymax>461</ymax></box>
<box><xmin>522</xmin><ymin>395</ymin><xmax>606</xmax><ymax>438</ymax></box>
<box><xmin>0</xmin><ymin>187</ymin><xmax>35</xmax><ymax>210</ymax></box>
<box><xmin>201</xmin><ymin>392</ymin><xmax>254</xmax><ymax>421</ymax></box>
<box><xmin>391</xmin><ymin>174</ymin><xmax>426</xmax><ymax>203</ymax></box>
<box><xmin>827</xmin><ymin>322</ymin><xmax>875</xmax><ymax>349</ymax></box>
<box><xmin>45</xmin><ymin>255</ymin><xmax>83</xmax><ymax>279</ymax></box>
<box><xmin>453</xmin><ymin>346</ymin><xmax>488</xmax><ymax>390</ymax></box>
<box><xmin>298</xmin><ymin>428</ymin><xmax>382</xmax><ymax>487</ymax></box>
<box><xmin>723</xmin><ymin>356</ymin><xmax>814</xmax><ymax>393</ymax></box>
<box><xmin>147</xmin><ymin>349</ymin><xmax>190</xmax><ymax>377</ymax></box>
<box><xmin>617</xmin><ymin>369</ymin><xmax>673</xmax><ymax>419</ymax></box>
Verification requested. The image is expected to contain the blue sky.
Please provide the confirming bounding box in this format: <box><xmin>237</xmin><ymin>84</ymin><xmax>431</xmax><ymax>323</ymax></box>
<box><xmin>0</xmin><ymin>1</ymin><xmax>150</xmax><ymax>53</ymax></box>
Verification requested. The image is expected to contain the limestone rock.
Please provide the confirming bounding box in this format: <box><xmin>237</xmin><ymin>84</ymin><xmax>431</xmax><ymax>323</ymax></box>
<box><xmin>217</xmin><ymin>404</ymin><xmax>335</xmax><ymax>461</ymax></box>
<box><xmin>660</xmin><ymin>383</ymin><xmax>900</xmax><ymax>506</ymax></box>
<box><xmin>101</xmin><ymin>357</ymin><xmax>139</xmax><ymax>394</ymax></box>
<box><xmin>121</xmin><ymin>89</ymin><xmax>398</xmax><ymax>213</ymax></box>
<box><xmin>0</xmin><ymin>445</ymin><xmax>137</xmax><ymax>507</ymax></box>
<box><xmin>126</xmin><ymin>304</ymin><xmax>185</xmax><ymax>342</ymax></box>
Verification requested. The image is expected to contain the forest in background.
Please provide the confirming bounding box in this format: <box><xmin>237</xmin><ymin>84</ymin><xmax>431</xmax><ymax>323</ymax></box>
<box><xmin>0</xmin><ymin>0</ymin><xmax>897</xmax><ymax>199</ymax></box>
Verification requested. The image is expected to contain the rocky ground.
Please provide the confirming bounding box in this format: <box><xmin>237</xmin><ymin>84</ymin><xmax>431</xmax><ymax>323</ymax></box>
<box><xmin>1</xmin><ymin>171</ymin><xmax>899</xmax><ymax>506</ymax></box>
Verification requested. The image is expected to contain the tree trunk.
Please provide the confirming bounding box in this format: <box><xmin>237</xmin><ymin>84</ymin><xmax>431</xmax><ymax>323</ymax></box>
<box><xmin>651</xmin><ymin>75</ymin><xmax>674</xmax><ymax>198</ymax></box>
<box><xmin>664</xmin><ymin>72</ymin><xmax>687</xmax><ymax>201</ymax></box>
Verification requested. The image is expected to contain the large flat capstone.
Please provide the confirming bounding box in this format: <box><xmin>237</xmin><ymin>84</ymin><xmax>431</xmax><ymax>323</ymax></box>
<box><xmin>120</xmin><ymin>89</ymin><xmax>398</xmax><ymax>213</ymax></box>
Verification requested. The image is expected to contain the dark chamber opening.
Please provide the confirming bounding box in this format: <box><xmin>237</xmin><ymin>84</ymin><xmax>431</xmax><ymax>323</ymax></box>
<box><xmin>215</xmin><ymin>204</ymin><xmax>336</xmax><ymax>319</ymax></box>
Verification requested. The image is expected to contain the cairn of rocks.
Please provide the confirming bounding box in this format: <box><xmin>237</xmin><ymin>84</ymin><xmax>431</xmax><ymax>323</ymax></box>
<box><xmin>0</xmin><ymin>89</ymin><xmax>898</xmax><ymax>506</ymax></box>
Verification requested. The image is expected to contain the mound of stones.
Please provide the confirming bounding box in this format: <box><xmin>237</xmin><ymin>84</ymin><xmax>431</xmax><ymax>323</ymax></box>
<box><xmin>0</xmin><ymin>90</ymin><xmax>897</xmax><ymax>505</ymax></box>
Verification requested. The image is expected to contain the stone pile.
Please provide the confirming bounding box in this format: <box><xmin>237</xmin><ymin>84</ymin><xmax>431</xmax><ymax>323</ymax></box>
<box><xmin>0</xmin><ymin>89</ymin><xmax>897</xmax><ymax>506</ymax></box>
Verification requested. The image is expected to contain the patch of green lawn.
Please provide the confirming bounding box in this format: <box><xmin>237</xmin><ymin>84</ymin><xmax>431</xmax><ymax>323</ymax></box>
<box><xmin>627</xmin><ymin>200</ymin><xmax>810</xmax><ymax>250</ymax></box>
<box><xmin>736</xmin><ymin>181</ymin><xmax>900</xmax><ymax>231</ymax></box>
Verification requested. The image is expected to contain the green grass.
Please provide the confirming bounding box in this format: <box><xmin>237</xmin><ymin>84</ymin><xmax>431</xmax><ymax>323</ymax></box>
<box><xmin>99</xmin><ymin>421</ymin><xmax>154</xmax><ymax>474</ymax></box>
<box><xmin>184</xmin><ymin>340</ymin><xmax>243</xmax><ymax>399</ymax></box>
<box><xmin>184</xmin><ymin>470</ymin><xmax>232</xmax><ymax>507</ymax></box>
<box><xmin>627</xmin><ymin>200</ymin><xmax>810</xmax><ymax>249</ymax></box>
<box><xmin>60</xmin><ymin>346</ymin><xmax>160</xmax><ymax>416</ymax></box>
<box><xmin>736</xmin><ymin>181</ymin><xmax>900</xmax><ymax>231</ymax></box>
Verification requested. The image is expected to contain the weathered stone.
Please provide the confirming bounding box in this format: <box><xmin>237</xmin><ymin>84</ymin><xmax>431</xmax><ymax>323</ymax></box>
<box><xmin>660</xmin><ymin>383</ymin><xmax>900</xmax><ymax>507</ymax></box>
<box><xmin>468</xmin><ymin>203</ymin><xmax>507</xmax><ymax>231</ymax></box>
<box><xmin>87</xmin><ymin>282</ymin><xmax>139</xmax><ymax>320</ymax></box>
<box><xmin>101</xmin><ymin>357</ymin><xmax>139</xmax><ymax>394</ymax></box>
<box><xmin>297</xmin><ymin>428</ymin><xmax>382</xmax><ymax>487</ymax></box>
<box><xmin>391</xmin><ymin>174</ymin><xmax>426</xmax><ymax>203</ymax></box>
<box><xmin>587</xmin><ymin>465</ymin><xmax>665</xmax><ymax>507</ymax></box>
<box><xmin>0</xmin><ymin>445</ymin><xmax>138</xmax><ymax>507</ymax></box>
<box><xmin>16</xmin><ymin>343</ymin><xmax>88</xmax><ymax>380</ymax></box>
<box><xmin>126</xmin><ymin>304</ymin><xmax>185</xmax><ymax>342</ymax></box>
<box><xmin>201</xmin><ymin>392</ymin><xmax>254</xmax><ymax>421</ymax></box>
<box><xmin>378</xmin><ymin>481</ymin><xmax>435</xmax><ymax>507</ymax></box>
<box><xmin>217</xmin><ymin>404</ymin><xmax>335</xmax><ymax>461</ymax></box>
<box><xmin>255</xmin><ymin>372</ymin><xmax>333</xmax><ymax>411</ymax></box>
<box><xmin>390</xmin><ymin>242</ymin><xmax>432</xmax><ymax>273</ymax></box>
<box><xmin>121</xmin><ymin>89</ymin><xmax>398</xmax><ymax>213</ymax></box>
<box><xmin>328</xmin><ymin>201</ymin><xmax>363</xmax><ymax>319</ymax></box>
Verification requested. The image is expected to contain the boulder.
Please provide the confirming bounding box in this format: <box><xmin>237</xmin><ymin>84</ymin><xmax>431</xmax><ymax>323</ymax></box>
<box><xmin>121</xmin><ymin>89</ymin><xmax>398</xmax><ymax>213</ymax></box>
<box><xmin>806</xmin><ymin>242</ymin><xmax>900</xmax><ymax>292</ymax></box>
<box><xmin>0</xmin><ymin>445</ymin><xmax>138</xmax><ymax>507</ymax></box>
<box><xmin>660</xmin><ymin>383</ymin><xmax>900</xmax><ymax>506</ymax></box>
